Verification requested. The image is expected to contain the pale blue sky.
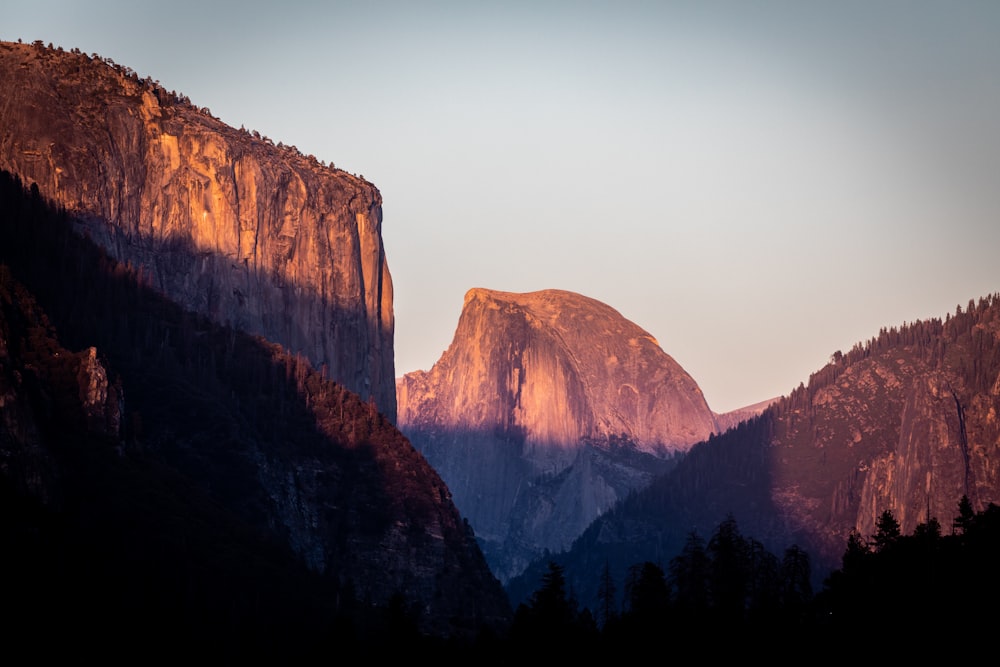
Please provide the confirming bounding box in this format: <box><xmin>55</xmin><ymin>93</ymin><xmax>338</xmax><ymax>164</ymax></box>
<box><xmin>5</xmin><ymin>1</ymin><xmax>1000</xmax><ymax>413</ymax></box>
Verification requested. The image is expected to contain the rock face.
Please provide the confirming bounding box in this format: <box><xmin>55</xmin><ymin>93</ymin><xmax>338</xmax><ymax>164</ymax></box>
<box><xmin>518</xmin><ymin>295</ymin><xmax>1000</xmax><ymax>611</ymax></box>
<box><xmin>755</xmin><ymin>313</ymin><xmax>1000</xmax><ymax>571</ymax></box>
<box><xmin>397</xmin><ymin>287</ymin><xmax>718</xmax><ymax>581</ymax></box>
<box><xmin>0</xmin><ymin>41</ymin><xmax>395</xmax><ymax>420</ymax></box>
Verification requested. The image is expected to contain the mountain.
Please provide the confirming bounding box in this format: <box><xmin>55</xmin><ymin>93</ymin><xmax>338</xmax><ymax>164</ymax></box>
<box><xmin>396</xmin><ymin>287</ymin><xmax>718</xmax><ymax>582</ymax></box>
<box><xmin>713</xmin><ymin>396</ymin><xmax>779</xmax><ymax>433</ymax></box>
<box><xmin>506</xmin><ymin>294</ymin><xmax>1000</xmax><ymax>612</ymax></box>
<box><xmin>0</xmin><ymin>41</ymin><xmax>511</xmax><ymax>648</ymax></box>
<box><xmin>0</xmin><ymin>40</ymin><xmax>395</xmax><ymax>421</ymax></box>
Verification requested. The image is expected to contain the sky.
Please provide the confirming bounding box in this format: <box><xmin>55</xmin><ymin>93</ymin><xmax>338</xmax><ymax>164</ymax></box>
<box><xmin>4</xmin><ymin>1</ymin><xmax>1000</xmax><ymax>413</ymax></box>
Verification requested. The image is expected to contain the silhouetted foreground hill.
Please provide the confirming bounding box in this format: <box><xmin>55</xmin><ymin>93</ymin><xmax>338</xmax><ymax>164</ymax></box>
<box><xmin>0</xmin><ymin>171</ymin><xmax>511</xmax><ymax>659</ymax></box>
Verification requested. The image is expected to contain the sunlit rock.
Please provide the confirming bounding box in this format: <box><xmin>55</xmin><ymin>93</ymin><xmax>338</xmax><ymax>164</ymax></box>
<box><xmin>0</xmin><ymin>41</ymin><xmax>396</xmax><ymax>420</ymax></box>
<box><xmin>397</xmin><ymin>287</ymin><xmax>718</xmax><ymax>581</ymax></box>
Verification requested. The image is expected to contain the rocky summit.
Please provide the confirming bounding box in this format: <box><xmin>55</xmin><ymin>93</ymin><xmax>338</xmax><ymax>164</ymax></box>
<box><xmin>397</xmin><ymin>287</ymin><xmax>719</xmax><ymax>581</ymax></box>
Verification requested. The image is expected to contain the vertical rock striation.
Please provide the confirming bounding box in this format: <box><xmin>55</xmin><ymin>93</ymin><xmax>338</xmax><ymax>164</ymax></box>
<box><xmin>397</xmin><ymin>287</ymin><xmax>718</xmax><ymax>581</ymax></box>
<box><xmin>0</xmin><ymin>41</ymin><xmax>395</xmax><ymax>420</ymax></box>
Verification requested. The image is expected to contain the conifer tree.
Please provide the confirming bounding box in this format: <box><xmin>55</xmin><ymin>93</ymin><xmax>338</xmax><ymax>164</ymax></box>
<box><xmin>872</xmin><ymin>509</ymin><xmax>901</xmax><ymax>552</ymax></box>
<box><xmin>954</xmin><ymin>494</ymin><xmax>975</xmax><ymax>535</ymax></box>
<box><xmin>669</xmin><ymin>531</ymin><xmax>710</xmax><ymax>614</ymax></box>
<box><xmin>596</xmin><ymin>559</ymin><xmax>617</xmax><ymax>628</ymax></box>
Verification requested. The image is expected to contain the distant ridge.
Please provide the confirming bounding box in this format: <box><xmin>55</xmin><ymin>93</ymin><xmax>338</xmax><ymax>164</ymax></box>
<box><xmin>713</xmin><ymin>396</ymin><xmax>781</xmax><ymax>433</ymax></box>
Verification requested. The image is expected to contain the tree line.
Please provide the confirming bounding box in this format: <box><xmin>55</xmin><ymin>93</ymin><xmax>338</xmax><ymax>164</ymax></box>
<box><xmin>493</xmin><ymin>495</ymin><xmax>1000</xmax><ymax>659</ymax></box>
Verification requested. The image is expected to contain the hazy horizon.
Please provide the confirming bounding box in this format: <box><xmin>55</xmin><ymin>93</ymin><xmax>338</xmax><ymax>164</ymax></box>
<box><xmin>5</xmin><ymin>1</ymin><xmax>999</xmax><ymax>413</ymax></box>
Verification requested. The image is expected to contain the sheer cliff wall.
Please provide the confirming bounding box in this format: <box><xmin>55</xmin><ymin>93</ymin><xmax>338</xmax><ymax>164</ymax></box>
<box><xmin>0</xmin><ymin>41</ymin><xmax>396</xmax><ymax>420</ymax></box>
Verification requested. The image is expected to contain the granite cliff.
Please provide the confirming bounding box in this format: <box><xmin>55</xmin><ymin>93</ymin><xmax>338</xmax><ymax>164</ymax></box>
<box><xmin>0</xmin><ymin>40</ymin><xmax>395</xmax><ymax>420</ymax></box>
<box><xmin>397</xmin><ymin>287</ymin><xmax>718</xmax><ymax>581</ymax></box>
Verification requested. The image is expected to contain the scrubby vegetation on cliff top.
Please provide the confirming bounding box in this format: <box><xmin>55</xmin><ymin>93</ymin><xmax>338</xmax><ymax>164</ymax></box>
<box><xmin>2</xmin><ymin>39</ymin><xmax>356</xmax><ymax>176</ymax></box>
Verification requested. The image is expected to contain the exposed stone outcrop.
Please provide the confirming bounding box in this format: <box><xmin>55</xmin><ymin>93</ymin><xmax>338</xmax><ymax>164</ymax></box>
<box><xmin>397</xmin><ymin>287</ymin><xmax>718</xmax><ymax>581</ymax></box>
<box><xmin>0</xmin><ymin>41</ymin><xmax>395</xmax><ymax>420</ymax></box>
<box><xmin>76</xmin><ymin>346</ymin><xmax>123</xmax><ymax>439</ymax></box>
<box><xmin>855</xmin><ymin>372</ymin><xmax>990</xmax><ymax>538</ymax></box>
<box><xmin>769</xmin><ymin>322</ymin><xmax>1000</xmax><ymax>570</ymax></box>
<box><xmin>0</xmin><ymin>274</ymin><xmax>120</xmax><ymax>507</ymax></box>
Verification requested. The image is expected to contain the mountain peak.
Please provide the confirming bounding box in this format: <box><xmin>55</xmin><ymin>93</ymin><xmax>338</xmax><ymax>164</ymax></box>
<box><xmin>398</xmin><ymin>288</ymin><xmax>719</xmax><ymax>580</ymax></box>
<box><xmin>422</xmin><ymin>287</ymin><xmax>714</xmax><ymax>454</ymax></box>
<box><xmin>463</xmin><ymin>287</ymin><xmax>657</xmax><ymax>348</ymax></box>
